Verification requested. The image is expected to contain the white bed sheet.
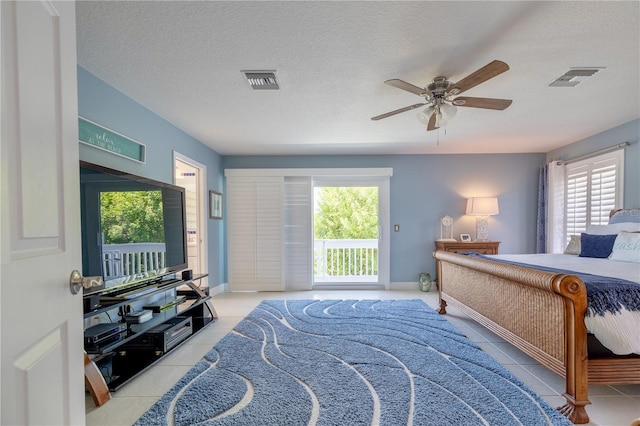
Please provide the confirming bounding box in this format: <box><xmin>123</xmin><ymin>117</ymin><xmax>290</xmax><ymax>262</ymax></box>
<box><xmin>491</xmin><ymin>254</ymin><xmax>640</xmax><ymax>355</ymax></box>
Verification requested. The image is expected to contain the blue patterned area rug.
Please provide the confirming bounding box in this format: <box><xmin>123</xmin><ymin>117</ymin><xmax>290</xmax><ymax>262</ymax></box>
<box><xmin>135</xmin><ymin>299</ymin><xmax>572</xmax><ymax>425</ymax></box>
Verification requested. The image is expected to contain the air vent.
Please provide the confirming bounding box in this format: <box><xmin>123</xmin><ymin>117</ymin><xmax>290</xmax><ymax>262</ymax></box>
<box><xmin>242</xmin><ymin>70</ymin><xmax>279</xmax><ymax>90</ymax></box>
<box><xmin>549</xmin><ymin>67</ymin><xmax>604</xmax><ymax>87</ymax></box>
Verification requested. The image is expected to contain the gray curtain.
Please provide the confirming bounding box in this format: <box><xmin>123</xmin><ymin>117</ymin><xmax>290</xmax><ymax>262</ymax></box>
<box><xmin>536</xmin><ymin>163</ymin><xmax>548</xmax><ymax>253</ymax></box>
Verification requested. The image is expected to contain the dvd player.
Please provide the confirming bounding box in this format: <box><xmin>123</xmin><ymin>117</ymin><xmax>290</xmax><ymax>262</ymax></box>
<box><xmin>85</xmin><ymin>331</ymin><xmax>128</xmax><ymax>352</ymax></box>
<box><xmin>84</xmin><ymin>322</ymin><xmax>128</xmax><ymax>344</ymax></box>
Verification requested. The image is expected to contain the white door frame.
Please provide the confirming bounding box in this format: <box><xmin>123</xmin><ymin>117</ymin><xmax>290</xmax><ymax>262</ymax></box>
<box><xmin>173</xmin><ymin>152</ymin><xmax>208</xmax><ymax>282</ymax></box>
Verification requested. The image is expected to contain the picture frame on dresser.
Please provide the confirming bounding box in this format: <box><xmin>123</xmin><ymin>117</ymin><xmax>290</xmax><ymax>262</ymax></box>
<box><xmin>460</xmin><ymin>233</ymin><xmax>471</xmax><ymax>242</ymax></box>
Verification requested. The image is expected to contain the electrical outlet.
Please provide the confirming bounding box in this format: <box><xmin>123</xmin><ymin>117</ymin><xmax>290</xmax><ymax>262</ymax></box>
<box><xmin>394</xmin><ymin>224</ymin><xmax>400</xmax><ymax>232</ymax></box>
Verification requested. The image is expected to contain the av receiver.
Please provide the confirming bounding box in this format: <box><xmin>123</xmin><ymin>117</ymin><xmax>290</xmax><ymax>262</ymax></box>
<box><xmin>121</xmin><ymin>316</ymin><xmax>192</xmax><ymax>354</ymax></box>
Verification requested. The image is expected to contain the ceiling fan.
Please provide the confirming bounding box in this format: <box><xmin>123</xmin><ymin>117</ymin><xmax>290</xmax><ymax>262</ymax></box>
<box><xmin>371</xmin><ymin>60</ymin><xmax>512</xmax><ymax>131</ymax></box>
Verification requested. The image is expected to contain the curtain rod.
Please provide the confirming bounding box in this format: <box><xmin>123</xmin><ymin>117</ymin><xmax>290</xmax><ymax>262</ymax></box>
<box><xmin>556</xmin><ymin>141</ymin><xmax>631</xmax><ymax>166</ymax></box>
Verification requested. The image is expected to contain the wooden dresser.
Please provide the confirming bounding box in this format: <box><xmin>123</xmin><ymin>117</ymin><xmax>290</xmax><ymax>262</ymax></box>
<box><xmin>434</xmin><ymin>240</ymin><xmax>500</xmax><ymax>255</ymax></box>
<box><xmin>433</xmin><ymin>241</ymin><xmax>500</xmax><ymax>287</ymax></box>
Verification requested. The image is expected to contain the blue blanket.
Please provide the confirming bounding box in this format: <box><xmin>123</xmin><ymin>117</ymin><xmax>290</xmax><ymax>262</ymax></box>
<box><xmin>463</xmin><ymin>253</ymin><xmax>640</xmax><ymax>317</ymax></box>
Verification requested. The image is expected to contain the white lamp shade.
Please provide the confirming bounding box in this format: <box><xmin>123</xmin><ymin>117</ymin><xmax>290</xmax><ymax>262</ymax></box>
<box><xmin>417</xmin><ymin>106</ymin><xmax>435</xmax><ymax>125</ymax></box>
<box><xmin>466</xmin><ymin>197</ymin><xmax>499</xmax><ymax>216</ymax></box>
<box><xmin>440</xmin><ymin>103</ymin><xmax>457</xmax><ymax>120</ymax></box>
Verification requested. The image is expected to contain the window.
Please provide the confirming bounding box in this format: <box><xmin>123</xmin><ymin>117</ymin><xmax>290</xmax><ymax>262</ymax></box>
<box><xmin>563</xmin><ymin>150</ymin><xmax>624</xmax><ymax>246</ymax></box>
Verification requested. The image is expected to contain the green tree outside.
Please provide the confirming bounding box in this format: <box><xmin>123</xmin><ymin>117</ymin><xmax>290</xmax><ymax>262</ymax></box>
<box><xmin>314</xmin><ymin>187</ymin><xmax>378</xmax><ymax>239</ymax></box>
<box><xmin>100</xmin><ymin>190</ymin><xmax>164</xmax><ymax>244</ymax></box>
<box><xmin>314</xmin><ymin>187</ymin><xmax>378</xmax><ymax>276</ymax></box>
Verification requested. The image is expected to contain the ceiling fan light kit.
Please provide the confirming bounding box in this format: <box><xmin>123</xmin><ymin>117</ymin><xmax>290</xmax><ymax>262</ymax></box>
<box><xmin>372</xmin><ymin>60</ymin><xmax>512</xmax><ymax>132</ymax></box>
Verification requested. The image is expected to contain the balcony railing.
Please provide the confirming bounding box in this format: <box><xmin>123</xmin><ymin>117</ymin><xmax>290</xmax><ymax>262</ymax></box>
<box><xmin>103</xmin><ymin>240</ymin><xmax>378</xmax><ymax>283</ymax></box>
<box><xmin>102</xmin><ymin>243</ymin><xmax>166</xmax><ymax>279</ymax></box>
<box><xmin>314</xmin><ymin>239</ymin><xmax>378</xmax><ymax>282</ymax></box>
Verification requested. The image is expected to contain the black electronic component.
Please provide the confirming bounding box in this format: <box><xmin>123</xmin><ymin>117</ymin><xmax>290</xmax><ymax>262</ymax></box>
<box><xmin>84</xmin><ymin>322</ymin><xmax>127</xmax><ymax>344</ymax></box>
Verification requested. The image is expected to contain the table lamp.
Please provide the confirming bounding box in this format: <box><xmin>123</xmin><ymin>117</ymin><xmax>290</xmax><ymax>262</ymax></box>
<box><xmin>466</xmin><ymin>197</ymin><xmax>499</xmax><ymax>241</ymax></box>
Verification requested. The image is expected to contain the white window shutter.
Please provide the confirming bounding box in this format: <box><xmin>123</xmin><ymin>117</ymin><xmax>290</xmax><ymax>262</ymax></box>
<box><xmin>565</xmin><ymin>166</ymin><xmax>588</xmax><ymax>241</ymax></box>
<box><xmin>563</xmin><ymin>150</ymin><xmax>623</xmax><ymax>245</ymax></box>
<box><xmin>227</xmin><ymin>176</ymin><xmax>284</xmax><ymax>291</ymax></box>
<box><xmin>284</xmin><ymin>177</ymin><xmax>312</xmax><ymax>290</ymax></box>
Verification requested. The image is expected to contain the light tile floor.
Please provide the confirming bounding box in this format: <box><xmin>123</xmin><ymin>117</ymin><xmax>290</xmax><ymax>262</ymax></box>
<box><xmin>86</xmin><ymin>290</ymin><xmax>640</xmax><ymax>426</ymax></box>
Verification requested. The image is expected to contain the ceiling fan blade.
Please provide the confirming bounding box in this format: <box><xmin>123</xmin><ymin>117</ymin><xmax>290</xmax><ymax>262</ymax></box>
<box><xmin>452</xmin><ymin>97</ymin><xmax>512</xmax><ymax>110</ymax></box>
<box><xmin>446</xmin><ymin>60</ymin><xmax>510</xmax><ymax>95</ymax></box>
<box><xmin>385</xmin><ymin>79</ymin><xmax>426</xmax><ymax>96</ymax></box>
<box><xmin>371</xmin><ymin>103</ymin><xmax>426</xmax><ymax>121</ymax></box>
<box><xmin>427</xmin><ymin>112</ymin><xmax>438</xmax><ymax>131</ymax></box>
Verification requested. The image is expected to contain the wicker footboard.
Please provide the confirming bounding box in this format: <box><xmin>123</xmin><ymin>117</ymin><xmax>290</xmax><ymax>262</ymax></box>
<box><xmin>433</xmin><ymin>250</ymin><xmax>590</xmax><ymax>424</ymax></box>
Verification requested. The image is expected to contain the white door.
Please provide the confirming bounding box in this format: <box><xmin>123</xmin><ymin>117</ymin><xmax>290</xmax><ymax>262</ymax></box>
<box><xmin>1</xmin><ymin>2</ymin><xmax>84</xmax><ymax>425</ymax></box>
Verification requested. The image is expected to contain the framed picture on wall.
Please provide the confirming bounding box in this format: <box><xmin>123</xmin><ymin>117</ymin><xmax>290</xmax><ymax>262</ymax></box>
<box><xmin>209</xmin><ymin>190</ymin><xmax>223</xmax><ymax>219</ymax></box>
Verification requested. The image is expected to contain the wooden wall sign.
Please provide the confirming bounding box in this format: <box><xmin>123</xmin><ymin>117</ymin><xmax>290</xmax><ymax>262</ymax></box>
<box><xmin>79</xmin><ymin>117</ymin><xmax>146</xmax><ymax>163</ymax></box>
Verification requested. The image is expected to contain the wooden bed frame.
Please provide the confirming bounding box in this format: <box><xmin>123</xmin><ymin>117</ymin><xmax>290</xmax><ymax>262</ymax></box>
<box><xmin>433</xmin><ymin>250</ymin><xmax>640</xmax><ymax>424</ymax></box>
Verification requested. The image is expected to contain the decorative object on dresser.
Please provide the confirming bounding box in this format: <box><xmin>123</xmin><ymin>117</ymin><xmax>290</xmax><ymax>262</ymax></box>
<box><xmin>465</xmin><ymin>197</ymin><xmax>499</xmax><ymax>241</ymax></box>
<box><xmin>437</xmin><ymin>215</ymin><xmax>456</xmax><ymax>241</ymax></box>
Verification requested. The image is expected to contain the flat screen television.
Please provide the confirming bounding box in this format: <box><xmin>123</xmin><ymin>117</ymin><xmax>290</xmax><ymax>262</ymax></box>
<box><xmin>79</xmin><ymin>161</ymin><xmax>188</xmax><ymax>293</ymax></box>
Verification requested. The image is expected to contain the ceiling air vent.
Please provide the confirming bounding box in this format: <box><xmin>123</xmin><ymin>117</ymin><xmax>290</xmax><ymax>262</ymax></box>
<box><xmin>242</xmin><ymin>70</ymin><xmax>279</xmax><ymax>90</ymax></box>
<box><xmin>549</xmin><ymin>67</ymin><xmax>604</xmax><ymax>87</ymax></box>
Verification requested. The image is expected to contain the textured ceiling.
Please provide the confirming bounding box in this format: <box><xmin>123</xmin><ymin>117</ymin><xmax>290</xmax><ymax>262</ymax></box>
<box><xmin>76</xmin><ymin>1</ymin><xmax>640</xmax><ymax>156</ymax></box>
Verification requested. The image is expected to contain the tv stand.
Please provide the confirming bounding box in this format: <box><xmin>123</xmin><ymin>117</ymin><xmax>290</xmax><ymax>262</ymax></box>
<box><xmin>83</xmin><ymin>273</ymin><xmax>216</xmax><ymax>405</ymax></box>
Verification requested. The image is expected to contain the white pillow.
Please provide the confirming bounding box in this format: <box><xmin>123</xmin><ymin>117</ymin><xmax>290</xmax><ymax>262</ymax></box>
<box><xmin>609</xmin><ymin>232</ymin><xmax>640</xmax><ymax>263</ymax></box>
<box><xmin>563</xmin><ymin>235</ymin><xmax>581</xmax><ymax>255</ymax></box>
<box><xmin>586</xmin><ymin>222</ymin><xmax>640</xmax><ymax>235</ymax></box>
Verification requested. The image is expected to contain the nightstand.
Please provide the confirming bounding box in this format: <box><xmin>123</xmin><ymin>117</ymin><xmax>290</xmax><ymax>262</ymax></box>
<box><xmin>433</xmin><ymin>241</ymin><xmax>500</xmax><ymax>288</ymax></box>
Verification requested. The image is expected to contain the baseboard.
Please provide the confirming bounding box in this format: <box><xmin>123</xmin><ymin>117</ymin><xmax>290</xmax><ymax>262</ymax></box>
<box><xmin>211</xmin><ymin>282</ymin><xmax>436</xmax><ymax>293</ymax></box>
<box><xmin>312</xmin><ymin>284</ymin><xmax>386</xmax><ymax>291</ymax></box>
<box><xmin>389</xmin><ymin>281</ymin><xmax>419</xmax><ymax>291</ymax></box>
<box><xmin>209</xmin><ymin>283</ymin><xmax>227</xmax><ymax>297</ymax></box>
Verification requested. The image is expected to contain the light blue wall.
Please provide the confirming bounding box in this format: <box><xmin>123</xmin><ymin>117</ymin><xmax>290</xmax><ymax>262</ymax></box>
<box><xmin>77</xmin><ymin>66</ymin><xmax>225</xmax><ymax>287</ymax></box>
<box><xmin>222</xmin><ymin>153</ymin><xmax>545</xmax><ymax>282</ymax></box>
<box><xmin>77</xmin><ymin>66</ymin><xmax>637</xmax><ymax>286</ymax></box>
<box><xmin>546</xmin><ymin>119</ymin><xmax>639</xmax><ymax>207</ymax></box>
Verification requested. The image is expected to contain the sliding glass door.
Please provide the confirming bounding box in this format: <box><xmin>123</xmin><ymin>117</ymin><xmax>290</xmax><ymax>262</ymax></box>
<box><xmin>312</xmin><ymin>177</ymin><xmax>389</xmax><ymax>288</ymax></box>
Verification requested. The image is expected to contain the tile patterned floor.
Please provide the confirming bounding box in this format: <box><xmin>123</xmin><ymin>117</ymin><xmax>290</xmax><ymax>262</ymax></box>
<box><xmin>86</xmin><ymin>290</ymin><xmax>640</xmax><ymax>426</ymax></box>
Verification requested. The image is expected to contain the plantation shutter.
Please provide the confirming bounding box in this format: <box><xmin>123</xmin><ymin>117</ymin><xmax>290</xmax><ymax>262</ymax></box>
<box><xmin>564</xmin><ymin>151</ymin><xmax>623</xmax><ymax>245</ymax></box>
<box><xmin>284</xmin><ymin>177</ymin><xmax>312</xmax><ymax>290</ymax></box>
<box><xmin>565</xmin><ymin>166</ymin><xmax>588</xmax><ymax>240</ymax></box>
<box><xmin>589</xmin><ymin>159</ymin><xmax>618</xmax><ymax>225</ymax></box>
<box><xmin>226</xmin><ymin>176</ymin><xmax>284</xmax><ymax>291</ymax></box>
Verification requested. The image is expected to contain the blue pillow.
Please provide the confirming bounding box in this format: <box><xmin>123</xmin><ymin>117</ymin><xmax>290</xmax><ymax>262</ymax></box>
<box><xmin>579</xmin><ymin>233</ymin><xmax>617</xmax><ymax>258</ymax></box>
<box><xmin>609</xmin><ymin>209</ymin><xmax>640</xmax><ymax>224</ymax></box>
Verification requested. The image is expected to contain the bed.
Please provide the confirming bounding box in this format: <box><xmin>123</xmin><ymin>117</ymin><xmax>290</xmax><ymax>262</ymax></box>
<box><xmin>433</xmin><ymin>209</ymin><xmax>640</xmax><ymax>424</ymax></box>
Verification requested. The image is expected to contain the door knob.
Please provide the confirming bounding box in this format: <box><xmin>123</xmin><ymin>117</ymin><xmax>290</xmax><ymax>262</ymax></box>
<box><xmin>69</xmin><ymin>270</ymin><xmax>103</xmax><ymax>295</ymax></box>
